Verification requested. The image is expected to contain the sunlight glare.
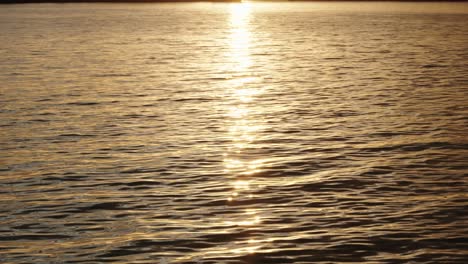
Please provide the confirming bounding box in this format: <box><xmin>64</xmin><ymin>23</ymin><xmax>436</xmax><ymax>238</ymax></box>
<box><xmin>230</xmin><ymin>3</ymin><xmax>251</xmax><ymax>27</ymax></box>
<box><xmin>229</xmin><ymin>3</ymin><xmax>252</xmax><ymax>71</ymax></box>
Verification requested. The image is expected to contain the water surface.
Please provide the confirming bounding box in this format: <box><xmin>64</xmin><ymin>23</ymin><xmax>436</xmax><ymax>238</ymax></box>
<box><xmin>1</xmin><ymin>2</ymin><xmax>467</xmax><ymax>263</ymax></box>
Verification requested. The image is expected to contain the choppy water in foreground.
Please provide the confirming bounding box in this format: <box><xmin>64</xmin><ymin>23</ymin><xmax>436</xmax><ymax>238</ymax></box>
<box><xmin>1</xmin><ymin>2</ymin><xmax>468</xmax><ymax>263</ymax></box>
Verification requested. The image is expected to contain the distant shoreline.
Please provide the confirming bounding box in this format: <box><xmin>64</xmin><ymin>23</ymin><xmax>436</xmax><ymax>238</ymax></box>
<box><xmin>0</xmin><ymin>0</ymin><xmax>242</xmax><ymax>3</ymax></box>
<box><xmin>1</xmin><ymin>0</ymin><xmax>467</xmax><ymax>4</ymax></box>
<box><xmin>0</xmin><ymin>0</ymin><xmax>239</xmax><ymax>3</ymax></box>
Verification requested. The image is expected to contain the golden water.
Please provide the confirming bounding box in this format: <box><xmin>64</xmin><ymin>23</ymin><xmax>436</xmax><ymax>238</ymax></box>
<box><xmin>1</xmin><ymin>2</ymin><xmax>467</xmax><ymax>263</ymax></box>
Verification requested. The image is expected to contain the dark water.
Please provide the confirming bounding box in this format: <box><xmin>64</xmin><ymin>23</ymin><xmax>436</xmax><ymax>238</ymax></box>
<box><xmin>1</xmin><ymin>2</ymin><xmax>467</xmax><ymax>263</ymax></box>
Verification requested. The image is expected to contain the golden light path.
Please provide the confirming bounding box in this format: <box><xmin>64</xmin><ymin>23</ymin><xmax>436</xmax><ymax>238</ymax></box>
<box><xmin>223</xmin><ymin>2</ymin><xmax>267</xmax><ymax>256</ymax></box>
<box><xmin>223</xmin><ymin>2</ymin><xmax>259</xmax><ymax>206</ymax></box>
<box><xmin>177</xmin><ymin>4</ymin><xmax>268</xmax><ymax>261</ymax></box>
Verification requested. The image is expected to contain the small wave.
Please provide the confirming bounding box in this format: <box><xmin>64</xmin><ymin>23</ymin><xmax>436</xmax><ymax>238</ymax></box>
<box><xmin>66</xmin><ymin>102</ymin><xmax>100</xmax><ymax>106</ymax></box>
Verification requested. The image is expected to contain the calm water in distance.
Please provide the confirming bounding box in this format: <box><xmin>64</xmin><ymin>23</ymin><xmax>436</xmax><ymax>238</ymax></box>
<box><xmin>1</xmin><ymin>2</ymin><xmax>467</xmax><ymax>263</ymax></box>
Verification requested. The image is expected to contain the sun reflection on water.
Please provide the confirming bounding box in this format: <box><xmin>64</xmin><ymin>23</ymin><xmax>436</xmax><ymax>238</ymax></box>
<box><xmin>220</xmin><ymin>3</ymin><xmax>267</xmax><ymax>256</ymax></box>
<box><xmin>175</xmin><ymin>5</ymin><xmax>262</xmax><ymax>256</ymax></box>
<box><xmin>228</xmin><ymin>3</ymin><xmax>252</xmax><ymax>72</ymax></box>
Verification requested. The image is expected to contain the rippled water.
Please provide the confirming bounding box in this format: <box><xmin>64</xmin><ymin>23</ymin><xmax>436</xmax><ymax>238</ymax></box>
<box><xmin>1</xmin><ymin>2</ymin><xmax>468</xmax><ymax>263</ymax></box>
